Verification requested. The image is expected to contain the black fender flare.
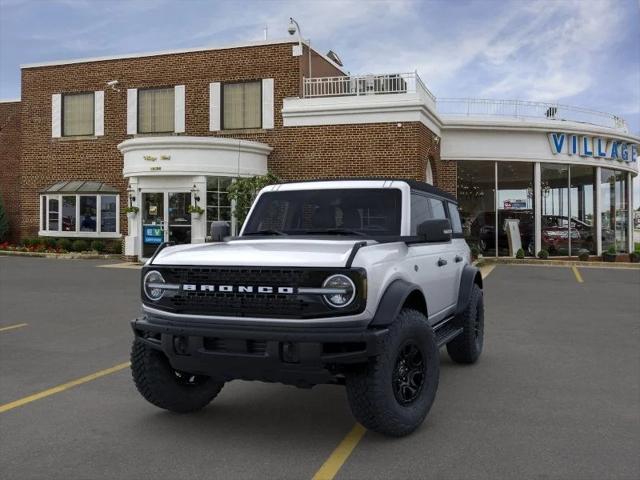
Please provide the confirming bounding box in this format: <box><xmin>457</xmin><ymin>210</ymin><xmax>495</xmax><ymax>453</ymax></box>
<box><xmin>369</xmin><ymin>279</ymin><xmax>426</xmax><ymax>327</ymax></box>
<box><xmin>455</xmin><ymin>265</ymin><xmax>483</xmax><ymax>317</ymax></box>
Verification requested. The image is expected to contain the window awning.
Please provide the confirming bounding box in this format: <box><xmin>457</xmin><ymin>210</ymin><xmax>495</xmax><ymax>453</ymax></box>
<box><xmin>41</xmin><ymin>181</ymin><xmax>119</xmax><ymax>194</ymax></box>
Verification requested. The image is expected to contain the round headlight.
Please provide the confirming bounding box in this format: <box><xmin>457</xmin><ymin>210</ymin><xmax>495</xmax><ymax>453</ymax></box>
<box><xmin>144</xmin><ymin>270</ymin><xmax>166</xmax><ymax>301</ymax></box>
<box><xmin>322</xmin><ymin>274</ymin><xmax>356</xmax><ymax>308</ymax></box>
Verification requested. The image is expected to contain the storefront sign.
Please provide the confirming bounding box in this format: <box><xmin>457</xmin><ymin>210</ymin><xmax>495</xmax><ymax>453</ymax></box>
<box><xmin>548</xmin><ymin>132</ymin><xmax>638</xmax><ymax>163</ymax></box>
<box><xmin>143</xmin><ymin>225</ymin><xmax>163</xmax><ymax>244</ymax></box>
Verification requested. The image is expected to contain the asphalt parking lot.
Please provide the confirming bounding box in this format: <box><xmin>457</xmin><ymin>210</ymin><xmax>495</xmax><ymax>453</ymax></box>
<box><xmin>1</xmin><ymin>257</ymin><xmax>639</xmax><ymax>480</ymax></box>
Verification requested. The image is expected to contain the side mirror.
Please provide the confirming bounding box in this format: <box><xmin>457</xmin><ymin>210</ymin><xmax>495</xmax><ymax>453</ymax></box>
<box><xmin>416</xmin><ymin>219</ymin><xmax>452</xmax><ymax>243</ymax></box>
<box><xmin>210</xmin><ymin>221</ymin><xmax>230</xmax><ymax>242</ymax></box>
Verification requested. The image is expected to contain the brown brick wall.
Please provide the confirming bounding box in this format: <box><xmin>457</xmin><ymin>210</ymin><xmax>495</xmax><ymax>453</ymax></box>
<box><xmin>15</xmin><ymin>40</ymin><xmax>443</xmax><ymax>242</ymax></box>
<box><xmin>0</xmin><ymin>101</ymin><xmax>21</xmax><ymax>241</ymax></box>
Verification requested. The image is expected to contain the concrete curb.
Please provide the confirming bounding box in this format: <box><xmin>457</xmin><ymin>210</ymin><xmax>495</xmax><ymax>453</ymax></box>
<box><xmin>478</xmin><ymin>257</ymin><xmax>640</xmax><ymax>269</ymax></box>
<box><xmin>0</xmin><ymin>250</ymin><xmax>121</xmax><ymax>260</ymax></box>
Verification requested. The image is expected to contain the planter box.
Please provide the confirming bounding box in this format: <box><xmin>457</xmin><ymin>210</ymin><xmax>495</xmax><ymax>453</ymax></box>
<box><xmin>191</xmin><ymin>212</ymin><xmax>202</xmax><ymax>220</ymax></box>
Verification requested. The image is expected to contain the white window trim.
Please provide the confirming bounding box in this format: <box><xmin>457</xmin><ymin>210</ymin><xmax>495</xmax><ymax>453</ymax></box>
<box><xmin>94</xmin><ymin>90</ymin><xmax>104</xmax><ymax>136</ymax></box>
<box><xmin>174</xmin><ymin>85</ymin><xmax>185</xmax><ymax>133</ymax></box>
<box><xmin>209</xmin><ymin>82</ymin><xmax>221</xmax><ymax>131</ymax></box>
<box><xmin>38</xmin><ymin>193</ymin><xmax>121</xmax><ymax>238</ymax></box>
<box><xmin>262</xmin><ymin>78</ymin><xmax>274</xmax><ymax>129</ymax></box>
<box><xmin>127</xmin><ymin>88</ymin><xmax>137</xmax><ymax>134</ymax></box>
<box><xmin>52</xmin><ymin>94</ymin><xmax>62</xmax><ymax>138</ymax></box>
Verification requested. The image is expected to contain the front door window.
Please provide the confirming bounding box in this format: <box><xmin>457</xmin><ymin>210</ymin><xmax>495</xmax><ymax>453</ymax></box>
<box><xmin>141</xmin><ymin>191</ymin><xmax>192</xmax><ymax>258</ymax></box>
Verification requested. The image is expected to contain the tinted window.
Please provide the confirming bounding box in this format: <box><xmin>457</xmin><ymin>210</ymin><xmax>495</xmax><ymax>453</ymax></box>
<box><xmin>428</xmin><ymin>198</ymin><xmax>447</xmax><ymax>220</ymax></box>
<box><xmin>244</xmin><ymin>189</ymin><xmax>402</xmax><ymax>236</ymax></box>
<box><xmin>448</xmin><ymin>202</ymin><xmax>463</xmax><ymax>234</ymax></box>
<box><xmin>410</xmin><ymin>194</ymin><xmax>430</xmax><ymax>235</ymax></box>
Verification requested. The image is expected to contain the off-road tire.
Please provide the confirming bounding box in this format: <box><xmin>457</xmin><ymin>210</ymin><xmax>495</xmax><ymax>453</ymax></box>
<box><xmin>447</xmin><ymin>283</ymin><xmax>484</xmax><ymax>364</ymax></box>
<box><xmin>345</xmin><ymin>309</ymin><xmax>439</xmax><ymax>437</ymax></box>
<box><xmin>131</xmin><ymin>340</ymin><xmax>224</xmax><ymax>413</ymax></box>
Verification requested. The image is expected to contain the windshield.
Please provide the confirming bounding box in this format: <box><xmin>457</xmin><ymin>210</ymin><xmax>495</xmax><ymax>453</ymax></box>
<box><xmin>242</xmin><ymin>188</ymin><xmax>402</xmax><ymax>237</ymax></box>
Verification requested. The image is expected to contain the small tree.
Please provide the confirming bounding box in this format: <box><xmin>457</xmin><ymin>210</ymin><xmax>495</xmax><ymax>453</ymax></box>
<box><xmin>0</xmin><ymin>194</ymin><xmax>9</xmax><ymax>242</ymax></box>
<box><xmin>227</xmin><ymin>173</ymin><xmax>280</xmax><ymax>228</ymax></box>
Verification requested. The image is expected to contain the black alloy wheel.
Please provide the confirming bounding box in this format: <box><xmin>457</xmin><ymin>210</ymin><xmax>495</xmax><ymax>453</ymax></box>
<box><xmin>392</xmin><ymin>341</ymin><xmax>425</xmax><ymax>405</ymax></box>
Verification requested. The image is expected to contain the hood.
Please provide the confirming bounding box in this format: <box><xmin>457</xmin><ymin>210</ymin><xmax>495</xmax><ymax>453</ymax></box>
<box><xmin>150</xmin><ymin>238</ymin><xmax>366</xmax><ymax>267</ymax></box>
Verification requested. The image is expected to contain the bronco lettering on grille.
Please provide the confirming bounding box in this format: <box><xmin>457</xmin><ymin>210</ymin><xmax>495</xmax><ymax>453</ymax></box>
<box><xmin>182</xmin><ymin>284</ymin><xmax>296</xmax><ymax>294</ymax></box>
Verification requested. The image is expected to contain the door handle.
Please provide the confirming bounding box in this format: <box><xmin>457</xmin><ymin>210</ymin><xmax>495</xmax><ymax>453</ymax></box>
<box><xmin>437</xmin><ymin>258</ymin><xmax>447</xmax><ymax>267</ymax></box>
<box><xmin>455</xmin><ymin>255</ymin><xmax>463</xmax><ymax>263</ymax></box>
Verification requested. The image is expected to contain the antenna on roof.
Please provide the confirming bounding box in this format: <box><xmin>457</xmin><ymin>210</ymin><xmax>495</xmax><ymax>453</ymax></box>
<box><xmin>326</xmin><ymin>50</ymin><xmax>343</xmax><ymax>67</ymax></box>
<box><xmin>263</xmin><ymin>25</ymin><xmax>268</xmax><ymax>40</ymax></box>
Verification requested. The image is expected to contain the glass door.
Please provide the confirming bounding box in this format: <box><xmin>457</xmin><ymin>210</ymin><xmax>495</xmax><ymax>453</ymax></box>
<box><xmin>167</xmin><ymin>192</ymin><xmax>191</xmax><ymax>245</ymax></box>
<box><xmin>141</xmin><ymin>192</ymin><xmax>165</xmax><ymax>259</ymax></box>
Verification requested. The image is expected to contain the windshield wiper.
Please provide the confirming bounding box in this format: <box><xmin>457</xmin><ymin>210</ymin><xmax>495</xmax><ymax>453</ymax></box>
<box><xmin>304</xmin><ymin>228</ymin><xmax>366</xmax><ymax>237</ymax></box>
<box><xmin>243</xmin><ymin>229</ymin><xmax>287</xmax><ymax>236</ymax></box>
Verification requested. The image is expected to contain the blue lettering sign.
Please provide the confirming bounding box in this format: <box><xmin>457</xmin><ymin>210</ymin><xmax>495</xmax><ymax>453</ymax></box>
<box><xmin>549</xmin><ymin>133</ymin><xmax>565</xmax><ymax>154</ymax></box>
<box><xmin>569</xmin><ymin>135</ymin><xmax>579</xmax><ymax>155</ymax></box>
<box><xmin>620</xmin><ymin>143</ymin><xmax>628</xmax><ymax>161</ymax></box>
<box><xmin>631</xmin><ymin>144</ymin><xmax>638</xmax><ymax>162</ymax></box>
<box><xmin>595</xmin><ymin>138</ymin><xmax>607</xmax><ymax>157</ymax></box>
<box><xmin>144</xmin><ymin>226</ymin><xmax>164</xmax><ymax>245</ymax></box>
<box><xmin>580</xmin><ymin>136</ymin><xmax>593</xmax><ymax>156</ymax></box>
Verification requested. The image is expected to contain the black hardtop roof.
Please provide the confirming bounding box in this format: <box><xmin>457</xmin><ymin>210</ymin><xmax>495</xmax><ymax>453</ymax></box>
<box><xmin>283</xmin><ymin>178</ymin><xmax>457</xmax><ymax>203</ymax></box>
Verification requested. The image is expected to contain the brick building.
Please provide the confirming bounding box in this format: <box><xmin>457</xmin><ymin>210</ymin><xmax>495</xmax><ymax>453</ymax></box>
<box><xmin>1</xmin><ymin>38</ymin><xmax>638</xmax><ymax>259</ymax></box>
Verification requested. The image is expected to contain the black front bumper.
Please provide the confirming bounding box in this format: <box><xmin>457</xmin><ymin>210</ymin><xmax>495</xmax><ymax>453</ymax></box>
<box><xmin>131</xmin><ymin>315</ymin><xmax>388</xmax><ymax>387</ymax></box>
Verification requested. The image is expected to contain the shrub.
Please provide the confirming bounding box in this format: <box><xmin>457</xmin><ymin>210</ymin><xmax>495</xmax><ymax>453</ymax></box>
<box><xmin>227</xmin><ymin>173</ymin><xmax>280</xmax><ymax>227</ymax></box>
<box><xmin>515</xmin><ymin>248</ymin><xmax>525</xmax><ymax>259</ymax></box>
<box><xmin>0</xmin><ymin>194</ymin><xmax>9</xmax><ymax>242</ymax></box>
<box><xmin>58</xmin><ymin>238</ymin><xmax>72</xmax><ymax>251</ymax></box>
<box><xmin>42</xmin><ymin>237</ymin><xmax>57</xmax><ymax>249</ymax></box>
<box><xmin>470</xmin><ymin>245</ymin><xmax>480</xmax><ymax>258</ymax></box>
<box><xmin>22</xmin><ymin>237</ymin><xmax>38</xmax><ymax>247</ymax></box>
<box><xmin>577</xmin><ymin>249</ymin><xmax>589</xmax><ymax>261</ymax></box>
<box><xmin>105</xmin><ymin>240</ymin><xmax>121</xmax><ymax>254</ymax></box>
<box><xmin>90</xmin><ymin>240</ymin><xmax>106</xmax><ymax>252</ymax></box>
<box><xmin>537</xmin><ymin>249</ymin><xmax>549</xmax><ymax>259</ymax></box>
<box><xmin>606</xmin><ymin>244</ymin><xmax>617</xmax><ymax>255</ymax></box>
<box><xmin>71</xmin><ymin>239</ymin><xmax>89</xmax><ymax>252</ymax></box>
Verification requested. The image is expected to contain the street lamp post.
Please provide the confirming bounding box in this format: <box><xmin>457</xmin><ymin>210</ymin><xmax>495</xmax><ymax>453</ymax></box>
<box><xmin>288</xmin><ymin>17</ymin><xmax>312</xmax><ymax>95</ymax></box>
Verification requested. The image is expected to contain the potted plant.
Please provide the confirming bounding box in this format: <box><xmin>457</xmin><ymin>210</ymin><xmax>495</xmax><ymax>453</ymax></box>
<box><xmin>515</xmin><ymin>248</ymin><xmax>525</xmax><ymax>259</ymax></box>
<box><xmin>629</xmin><ymin>247</ymin><xmax>640</xmax><ymax>263</ymax></box>
<box><xmin>537</xmin><ymin>249</ymin><xmax>549</xmax><ymax>260</ymax></box>
<box><xmin>603</xmin><ymin>245</ymin><xmax>617</xmax><ymax>262</ymax></box>
<box><xmin>577</xmin><ymin>249</ymin><xmax>590</xmax><ymax>262</ymax></box>
<box><xmin>187</xmin><ymin>204</ymin><xmax>204</xmax><ymax>219</ymax></box>
<box><xmin>125</xmin><ymin>206</ymin><xmax>139</xmax><ymax>219</ymax></box>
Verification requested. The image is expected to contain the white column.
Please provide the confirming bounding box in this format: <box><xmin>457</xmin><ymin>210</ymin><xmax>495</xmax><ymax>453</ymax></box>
<box><xmin>628</xmin><ymin>172</ymin><xmax>634</xmax><ymax>253</ymax></box>
<box><xmin>534</xmin><ymin>162</ymin><xmax>541</xmax><ymax>256</ymax></box>
<box><xmin>191</xmin><ymin>175</ymin><xmax>207</xmax><ymax>244</ymax></box>
<box><xmin>124</xmin><ymin>177</ymin><xmax>139</xmax><ymax>258</ymax></box>
<box><xmin>595</xmin><ymin>167</ymin><xmax>602</xmax><ymax>256</ymax></box>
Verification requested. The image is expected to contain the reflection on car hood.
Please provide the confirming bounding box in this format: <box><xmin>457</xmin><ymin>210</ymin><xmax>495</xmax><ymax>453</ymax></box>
<box><xmin>150</xmin><ymin>239</ymin><xmax>367</xmax><ymax>267</ymax></box>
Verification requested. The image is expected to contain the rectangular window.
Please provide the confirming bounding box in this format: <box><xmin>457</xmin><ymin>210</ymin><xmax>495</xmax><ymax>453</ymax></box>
<box><xmin>138</xmin><ymin>88</ymin><xmax>175</xmax><ymax>133</ymax></box>
<box><xmin>206</xmin><ymin>177</ymin><xmax>233</xmax><ymax>235</ymax></box>
<box><xmin>448</xmin><ymin>203</ymin><xmax>463</xmax><ymax>234</ymax></box>
<box><xmin>497</xmin><ymin>162</ymin><xmax>534</xmax><ymax>257</ymax></box>
<box><xmin>457</xmin><ymin>161</ymin><xmax>496</xmax><ymax>256</ymax></box>
<box><xmin>41</xmin><ymin>196</ymin><xmax>47</xmax><ymax>230</ymax></box>
<box><xmin>79</xmin><ymin>196</ymin><xmax>97</xmax><ymax>232</ymax></box>
<box><xmin>222</xmin><ymin>81</ymin><xmax>261</xmax><ymax>129</ymax></box>
<box><xmin>410</xmin><ymin>194</ymin><xmax>430</xmax><ymax>235</ymax></box>
<box><xmin>63</xmin><ymin>92</ymin><xmax>94</xmax><ymax>136</ymax></box>
<box><xmin>48</xmin><ymin>197</ymin><xmax>59</xmax><ymax>231</ymax></box>
<box><xmin>62</xmin><ymin>196</ymin><xmax>76</xmax><ymax>232</ymax></box>
<box><xmin>101</xmin><ymin>195</ymin><xmax>117</xmax><ymax>233</ymax></box>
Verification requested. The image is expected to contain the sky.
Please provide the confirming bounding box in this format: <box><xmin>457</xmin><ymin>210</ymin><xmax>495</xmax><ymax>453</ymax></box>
<box><xmin>1</xmin><ymin>0</ymin><xmax>639</xmax><ymax>203</ymax></box>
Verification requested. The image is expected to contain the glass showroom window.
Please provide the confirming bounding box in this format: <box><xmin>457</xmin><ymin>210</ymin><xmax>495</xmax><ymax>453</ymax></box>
<box><xmin>602</xmin><ymin>169</ymin><xmax>629</xmax><ymax>253</ymax></box>
<box><xmin>206</xmin><ymin>177</ymin><xmax>233</xmax><ymax>234</ymax></box>
<box><xmin>497</xmin><ymin>162</ymin><xmax>534</xmax><ymax>256</ymax></box>
<box><xmin>222</xmin><ymin>81</ymin><xmax>261</xmax><ymax>129</ymax></box>
<box><xmin>569</xmin><ymin>165</ymin><xmax>596</xmax><ymax>254</ymax></box>
<box><xmin>40</xmin><ymin>194</ymin><xmax>119</xmax><ymax>236</ymax></box>
<box><xmin>457</xmin><ymin>161</ymin><xmax>496</xmax><ymax>256</ymax></box>
<box><xmin>138</xmin><ymin>87</ymin><xmax>175</xmax><ymax>133</ymax></box>
<box><xmin>62</xmin><ymin>92</ymin><xmax>94</xmax><ymax>136</ymax></box>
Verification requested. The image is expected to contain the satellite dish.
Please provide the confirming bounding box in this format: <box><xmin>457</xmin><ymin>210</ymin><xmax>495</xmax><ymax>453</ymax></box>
<box><xmin>326</xmin><ymin>50</ymin><xmax>343</xmax><ymax>67</ymax></box>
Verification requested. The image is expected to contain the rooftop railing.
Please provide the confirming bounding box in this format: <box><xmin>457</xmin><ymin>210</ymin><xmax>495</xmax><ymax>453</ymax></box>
<box><xmin>303</xmin><ymin>72</ymin><xmax>436</xmax><ymax>102</ymax></box>
<box><xmin>436</xmin><ymin>98</ymin><xmax>628</xmax><ymax>132</ymax></box>
<box><xmin>301</xmin><ymin>74</ymin><xmax>628</xmax><ymax>132</ymax></box>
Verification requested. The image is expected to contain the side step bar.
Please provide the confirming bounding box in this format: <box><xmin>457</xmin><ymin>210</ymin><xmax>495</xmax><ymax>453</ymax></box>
<box><xmin>433</xmin><ymin>317</ymin><xmax>463</xmax><ymax>347</ymax></box>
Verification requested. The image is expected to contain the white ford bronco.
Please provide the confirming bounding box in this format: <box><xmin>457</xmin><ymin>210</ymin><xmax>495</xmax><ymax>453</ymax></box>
<box><xmin>131</xmin><ymin>179</ymin><xmax>484</xmax><ymax>436</ymax></box>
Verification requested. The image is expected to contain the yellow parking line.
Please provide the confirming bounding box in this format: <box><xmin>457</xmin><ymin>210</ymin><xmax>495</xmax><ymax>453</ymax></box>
<box><xmin>0</xmin><ymin>323</ymin><xmax>28</xmax><ymax>333</ymax></box>
<box><xmin>312</xmin><ymin>423</ymin><xmax>366</xmax><ymax>480</ymax></box>
<box><xmin>0</xmin><ymin>361</ymin><xmax>130</xmax><ymax>414</ymax></box>
<box><xmin>571</xmin><ymin>265</ymin><xmax>584</xmax><ymax>283</ymax></box>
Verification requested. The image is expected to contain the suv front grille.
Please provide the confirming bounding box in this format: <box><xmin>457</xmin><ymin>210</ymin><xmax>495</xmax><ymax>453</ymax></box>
<box><xmin>143</xmin><ymin>266</ymin><xmax>366</xmax><ymax>319</ymax></box>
